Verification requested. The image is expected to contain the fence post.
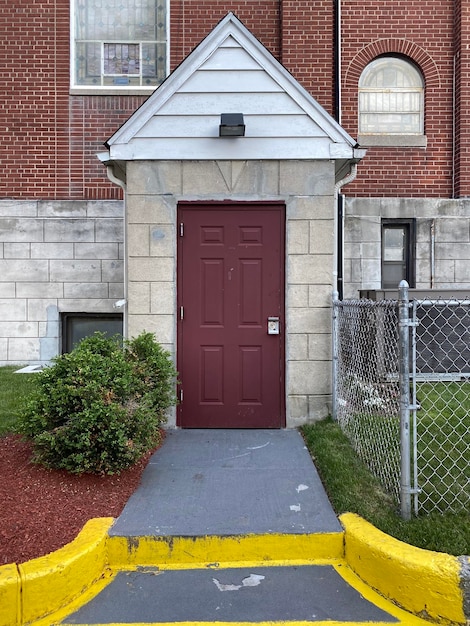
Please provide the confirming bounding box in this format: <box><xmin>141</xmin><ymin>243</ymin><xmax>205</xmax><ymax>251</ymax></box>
<box><xmin>398</xmin><ymin>280</ymin><xmax>412</xmax><ymax>520</ymax></box>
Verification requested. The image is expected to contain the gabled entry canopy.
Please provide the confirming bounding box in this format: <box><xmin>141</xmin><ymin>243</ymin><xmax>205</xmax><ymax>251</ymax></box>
<box><xmin>100</xmin><ymin>13</ymin><xmax>364</xmax><ymax>180</ymax></box>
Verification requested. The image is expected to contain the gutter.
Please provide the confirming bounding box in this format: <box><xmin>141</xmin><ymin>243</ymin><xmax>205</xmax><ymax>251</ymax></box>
<box><xmin>332</xmin><ymin>163</ymin><xmax>358</xmax><ymax>422</ymax></box>
<box><xmin>333</xmin><ymin>163</ymin><xmax>358</xmax><ymax>301</ymax></box>
<box><xmin>97</xmin><ymin>152</ymin><xmax>129</xmax><ymax>340</ymax></box>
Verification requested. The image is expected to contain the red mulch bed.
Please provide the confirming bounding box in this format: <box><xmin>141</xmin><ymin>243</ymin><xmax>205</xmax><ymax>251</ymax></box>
<box><xmin>0</xmin><ymin>434</ymin><xmax>160</xmax><ymax>566</ymax></box>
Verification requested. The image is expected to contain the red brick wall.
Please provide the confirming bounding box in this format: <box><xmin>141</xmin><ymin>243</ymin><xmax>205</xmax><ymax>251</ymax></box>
<box><xmin>0</xmin><ymin>0</ymin><xmax>68</xmax><ymax>199</ymax></box>
<box><xmin>280</xmin><ymin>0</ymin><xmax>335</xmax><ymax>115</ymax></box>
<box><xmin>0</xmin><ymin>1</ymin><xmax>282</xmax><ymax>200</ymax></box>
<box><xmin>170</xmin><ymin>1</ymin><xmax>280</xmax><ymax>67</ymax></box>
<box><xmin>73</xmin><ymin>96</ymin><xmax>148</xmax><ymax>200</ymax></box>
<box><xmin>0</xmin><ymin>1</ymin><xmax>462</xmax><ymax>200</ymax></box>
<box><xmin>340</xmin><ymin>0</ymin><xmax>455</xmax><ymax>198</ymax></box>
<box><xmin>0</xmin><ymin>0</ymin><xmax>135</xmax><ymax>200</ymax></box>
<box><xmin>453</xmin><ymin>0</ymin><xmax>470</xmax><ymax>197</ymax></box>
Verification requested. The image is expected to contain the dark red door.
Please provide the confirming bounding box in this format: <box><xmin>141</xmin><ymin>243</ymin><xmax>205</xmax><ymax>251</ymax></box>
<box><xmin>177</xmin><ymin>203</ymin><xmax>285</xmax><ymax>428</ymax></box>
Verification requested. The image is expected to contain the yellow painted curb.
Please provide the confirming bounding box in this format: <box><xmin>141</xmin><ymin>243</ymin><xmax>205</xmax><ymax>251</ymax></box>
<box><xmin>1</xmin><ymin>513</ymin><xmax>467</xmax><ymax>625</ymax></box>
<box><xmin>18</xmin><ymin>517</ymin><xmax>113</xmax><ymax>625</ymax></box>
<box><xmin>0</xmin><ymin>563</ymin><xmax>20</xmax><ymax>626</ymax></box>
<box><xmin>340</xmin><ymin>512</ymin><xmax>466</xmax><ymax>625</ymax></box>
<box><xmin>107</xmin><ymin>531</ymin><xmax>344</xmax><ymax>568</ymax></box>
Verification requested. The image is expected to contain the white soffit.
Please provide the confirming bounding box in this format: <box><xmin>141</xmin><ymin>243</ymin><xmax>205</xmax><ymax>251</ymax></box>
<box><xmin>105</xmin><ymin>13</ymin><xmax>364</xmax><ymax>163</ymax></box>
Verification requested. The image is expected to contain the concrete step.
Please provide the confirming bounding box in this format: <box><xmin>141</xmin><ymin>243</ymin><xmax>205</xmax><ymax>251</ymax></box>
<box><xmin>21</xmin><ymin>522</ymin><xmax>457</xmax><ymax>625</ymax></box>
<box><xmin>60</xmin><ymin>562</ymin><xmax>403</xmax><ymax>625</ymax></box>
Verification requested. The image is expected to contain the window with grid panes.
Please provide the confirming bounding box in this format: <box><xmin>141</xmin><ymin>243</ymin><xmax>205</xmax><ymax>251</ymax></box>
<box><xmin>359</xmin><ymin>57</ymin><xmax>424</xmax><ymax>136</ymax></box>
<box><xmin>72</xmin><ymin>0</ymin><xmax>168</xmax><ymax>90</ymax></box>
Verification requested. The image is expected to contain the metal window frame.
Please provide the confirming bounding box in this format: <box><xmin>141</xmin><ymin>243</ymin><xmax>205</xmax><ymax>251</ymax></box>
<box><xmin>381</xmin><ymin>219</ymin><xmax>416</xmax><ymax>289</ymax></box>
<box><xmin>61</xmin><ymin>312</ymin><xmax>123</xmax><ymax>354</ymax></box>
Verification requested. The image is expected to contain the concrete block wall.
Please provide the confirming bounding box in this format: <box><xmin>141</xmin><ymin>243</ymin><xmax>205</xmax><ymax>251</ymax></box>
<box><xmin>125</xmin><ymin>160</ymin><xmax>336</xmax><ymax>427</ymax></box>
<box><xmin>343</xmin><ymin>197</ymin><xmax>470</xmax><ymax>299</ymax></box>
<box><xmin>0</xmin><ymin>200</ymin><xmax>124</xmax><ymax>365</ymax></box>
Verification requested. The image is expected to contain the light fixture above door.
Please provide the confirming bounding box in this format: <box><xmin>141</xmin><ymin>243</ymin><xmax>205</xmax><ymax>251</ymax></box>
<box><xmin>219</xmin><ymin>113</ymin><xmax>245</xmax><ymax>136</ymax></box>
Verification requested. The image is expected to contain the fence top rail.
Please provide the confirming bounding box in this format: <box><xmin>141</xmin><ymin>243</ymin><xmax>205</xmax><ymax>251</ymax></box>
<box><xmin>337</xmin><ymin>298</ymin><xmax>470</xmax><ymax>307</ymax></box>
<box><xmin>414</xmin><ymin>299</ymin><xmax>470</xmax><ymax>306</ymax></box>
<box><xmin>334</xmin><ymin>298</ymin><xmax>398</xmax><ymax>307</ymax></box>
<box><xmin>359</xmin><ymin>288</ymin><xmax>470</xmax><ymax>300</ymax></box>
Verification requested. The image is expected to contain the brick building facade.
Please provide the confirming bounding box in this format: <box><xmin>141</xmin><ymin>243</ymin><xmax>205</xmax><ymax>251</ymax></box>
<box><xmin>3</xmin><ymin>1</ymin><xmax>467</xmax><ymax>200</ymax></box>
<box><xmin>1</xmin><ymin>1</ymin><xmax>469</xmax><ymax>424</ymax></box>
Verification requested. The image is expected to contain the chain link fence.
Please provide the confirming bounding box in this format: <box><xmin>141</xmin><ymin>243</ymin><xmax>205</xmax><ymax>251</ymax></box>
<box><xmin>333</xmin><ymin>299</ymin><xmax>402</xmax><ymax>504</ymax></box>
<box><xmin>412</xmin><ymin>299</ymin><xmax>470</xmax><ymax>514</ymax></box>
<box><xmin>333</xmin><ymin>288</ymin><xmax>470</xmax><ymax>516</ymax></box>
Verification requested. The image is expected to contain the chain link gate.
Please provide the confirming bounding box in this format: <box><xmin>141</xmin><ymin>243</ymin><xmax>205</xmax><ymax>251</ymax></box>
<box><xmin>333</xmin><ymin>284</ymin><xmax>470</xmax><ymax>517</ymax></box>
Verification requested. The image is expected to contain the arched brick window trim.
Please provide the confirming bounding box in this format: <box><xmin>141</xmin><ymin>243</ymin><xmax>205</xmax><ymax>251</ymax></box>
<box><xmin>344</xmin><ymin>39</ymin><xmax>440</xmax><ymax>91</ymax></box>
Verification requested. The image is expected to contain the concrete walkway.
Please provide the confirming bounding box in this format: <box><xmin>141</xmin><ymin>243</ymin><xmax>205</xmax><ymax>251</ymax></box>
<box><xmin>59</xmin><ymin>429</ymin><xmax>432</xmax><ymax>625</ymax></box>
<box><xmin>110</xmin><ymin>428</ymin><xmax>342</xmax><ymax>537</ymax></box>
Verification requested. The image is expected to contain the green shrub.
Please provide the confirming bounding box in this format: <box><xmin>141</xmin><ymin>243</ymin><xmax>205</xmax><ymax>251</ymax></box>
<box><xmin>19</xmin><ymin>332</ymin><xmax>177</xmax><ymax>474</ymax></box>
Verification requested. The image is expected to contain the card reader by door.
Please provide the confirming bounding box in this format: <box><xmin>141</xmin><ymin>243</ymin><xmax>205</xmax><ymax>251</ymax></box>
<box><xmin>267</xmin><ymin>316</ymin><xmax>280</xmax><ymax>335</ymax></box>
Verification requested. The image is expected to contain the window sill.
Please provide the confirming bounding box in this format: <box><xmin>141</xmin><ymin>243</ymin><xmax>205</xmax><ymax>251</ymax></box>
<box><xmin>358</xmin><ymin>134</ymin><xmax>427</xmax><ymax>148</ymax></box>
<box><xmin>70</xmin><ymin>86</ymin><xmax>157</xmax><ymax>97</ymax></box>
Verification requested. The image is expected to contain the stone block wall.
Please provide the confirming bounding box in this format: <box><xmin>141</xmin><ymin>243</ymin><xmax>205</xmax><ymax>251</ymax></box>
<box><xmin>343</xmin><ymin>198</ymin><xmax>470</xmax><ymax>299</ymax></box>
<box><xmin>125</xmin><ymin>159</ymin><xmax>336</xmax><ymax>427</ymax></box>
<box><xmin>0</xmin><ymin>200</ymin><xmax>124</xmax><ymax>365</ymax></box>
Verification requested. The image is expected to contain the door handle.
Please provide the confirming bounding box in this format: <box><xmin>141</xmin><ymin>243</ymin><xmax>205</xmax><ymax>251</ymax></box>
<box><xmin>267</xmin><ymin>317</ymin><xmax>280</xmax><ymax>335</ymax></box>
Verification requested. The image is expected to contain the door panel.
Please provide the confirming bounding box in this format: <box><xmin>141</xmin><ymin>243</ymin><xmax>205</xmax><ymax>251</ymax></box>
<box><xmin>177</xmin><ymin>203</ymin><xmax>285</xmax><ymax>428</ymax></box>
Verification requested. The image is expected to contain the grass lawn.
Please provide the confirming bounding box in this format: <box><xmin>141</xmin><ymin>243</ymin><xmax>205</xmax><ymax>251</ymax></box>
<box><xmin>0</xmin><ymin>366</ymin><xmax>38</xmax><ymax>436</ymax></box>
<box><xmin>302</xmin><ymin>418</ymin><xmax>470</xmax><ymax>556</ymax></box>
<box><xmin>415</xmin><ymin>382</ymin><xmax>470</xmax><ymax>513</ymax></box>
<box><xmin>332</xmin><ymin>382</ymin><xmax>470</xmax><ymax>515</ymax></box>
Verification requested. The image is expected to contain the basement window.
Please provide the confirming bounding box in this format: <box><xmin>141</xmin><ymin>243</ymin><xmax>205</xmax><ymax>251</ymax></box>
<box><xmin>61</xmin><ymin>313</ymin><xmax>123</xmax><ymax>353</ymax></box>
<box><xmin>381</xmin><ymin>220</ymin><xmax>416</xmax><ymax>289</ymax></box>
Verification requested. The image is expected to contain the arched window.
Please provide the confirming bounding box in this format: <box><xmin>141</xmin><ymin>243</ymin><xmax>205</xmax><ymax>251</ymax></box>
<box><xmin>358</xmin><ymin>57</ymin><xmax>425</xmax><ymax>145</ymax></box>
